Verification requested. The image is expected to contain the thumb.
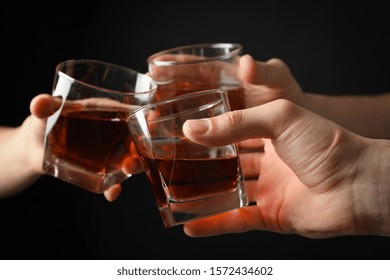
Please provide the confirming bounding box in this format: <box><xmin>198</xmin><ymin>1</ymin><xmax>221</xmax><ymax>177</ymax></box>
<box><xmin>239</xmin><ymin>55</ymin><xmax>296</xmax><ymax>88</ymax></box>
<box><xmin>183</xmin><ymin>99</ymin><xmax>305</xmax><ymax>146</ymax></box>
<box><xmin>183</xmin><ymin>100</ymin><xmax>359</xmax><ymax>190</ymax></box>
<box><xmin>30</xmin><ymin>94</ymin><xmax>62</xmax><ymax>119</ymax></box>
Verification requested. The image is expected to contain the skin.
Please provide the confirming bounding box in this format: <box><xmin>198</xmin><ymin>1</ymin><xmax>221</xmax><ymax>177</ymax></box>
<box><xmin>239</xmin><ymin>54</ymin><xmax>390</xmax><ymax>139</ymax></box>
<box><xmin>2</xmin><ymin>54</ymin><xmax>390</xmax><ymax>237</ymax></box>
<box><xmin>0</xmin><ymin>94</ymin><xmax>142</xmax><ymax>201</ymax></box>
<box><xmin>182</xmin><ymin>99</ymin><xmax>390</xmax><ymax>238</ymax></box>
<box><xmin>180</xmin><ymin>55</ymin><xmax>390</xmax><ymax>238</ymax></box>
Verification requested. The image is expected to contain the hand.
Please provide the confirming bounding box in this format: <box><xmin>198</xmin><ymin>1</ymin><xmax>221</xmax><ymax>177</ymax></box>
<box><xmin>28</xmin><ymin>94</ymin><xmax>142</xmax><ymax>201</ymax></box>
<box><xmin>149</xmin><ymin>53</ymin><xmax>304</xmax><ymax>108</ymax></box>
<box><xmin>182</xmin><ymin>100</ymin><xmax>390</xmax><ymax>238</ymax></box>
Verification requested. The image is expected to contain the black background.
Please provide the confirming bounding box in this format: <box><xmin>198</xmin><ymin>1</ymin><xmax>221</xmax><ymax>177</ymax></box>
<box><xmin>1</xmin><ymin>0</ymin><xmax>390</xmax><ymax>259</ymax></box>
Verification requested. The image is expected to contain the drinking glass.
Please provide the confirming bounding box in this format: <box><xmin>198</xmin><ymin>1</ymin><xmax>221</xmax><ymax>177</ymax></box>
<box><xmin>127</xmin><ymin>89</ymin><xmax>248</xmax><ymax>227</ymax></box>
<box><xmin>42</xmin><ymin>59</ymin><xmax>157</xmax><ymax>193</ymax></box>
<box><xmin>147</xmin><ymin>43</ymin><xmax>245</xmax><ymax>110</ymax></box>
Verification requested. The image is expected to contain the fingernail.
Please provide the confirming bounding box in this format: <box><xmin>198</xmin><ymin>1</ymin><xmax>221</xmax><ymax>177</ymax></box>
<box><xmin>185</xmin><ymin>119</ymin><xmax>210</xmax><ymax>134</ymax></box>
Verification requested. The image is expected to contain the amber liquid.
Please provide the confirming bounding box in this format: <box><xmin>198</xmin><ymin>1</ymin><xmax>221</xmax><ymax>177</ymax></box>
<box><xmin>138</xmin><ymin>139</ymin><xmax>239</xmax><ymax>206</ymax></box>
<box><xmin>156</xmin><ymin>81</ymin><xmax>245</xmax><ymax>110</ymax></box>
<box><xmin>48</xmin><ymin>108</ymin><xmax>131</xmax><ymax>173</ymax></box>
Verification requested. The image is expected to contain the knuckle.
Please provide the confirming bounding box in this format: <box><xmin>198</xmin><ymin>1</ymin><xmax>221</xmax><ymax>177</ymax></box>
<box><xmin>273</xmin><ymin>99</ymin><xmax>298</xmax><ymax>117</ymax></box>
<box><xmin>269</xmin><ymin>99</ymin><xmax>301</xmax><ymax>135</ymax></box>
<box><xmin>268</xmin><ymin>57</ymin><xmax>284</xmax><ymax>66</ymax></box>
<box><xmin>268</xmin><ymin>58</ymin><xmax>293</xmax><ymax>83</ymax></box>
<box><xmin>268</xmin><ymin>58</ymin><xmax>288</xmax><ymax>71</ymax></box>
<box><xmin>217</xmin><ymin>110</ymin><xmax>243</xmax><ymax>128</ymax></box>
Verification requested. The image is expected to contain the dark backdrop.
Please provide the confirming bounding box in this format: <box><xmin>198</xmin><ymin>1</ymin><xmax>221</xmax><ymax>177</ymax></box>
<box><xmin>1</xmin><ymin>0</ymin><xmax>390</xmax><ymax>259</ymax></box>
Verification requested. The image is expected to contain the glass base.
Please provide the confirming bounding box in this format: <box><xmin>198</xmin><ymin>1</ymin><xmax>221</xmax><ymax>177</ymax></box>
<box><xmin>158</xmin><ymin>181</ymin><xmax>248</xmax><ymax>227</ymax></box>
<box><xmin>43</xmin><ymin>156</ymin><xmax>129</xmax><ymax>193</ymax></box>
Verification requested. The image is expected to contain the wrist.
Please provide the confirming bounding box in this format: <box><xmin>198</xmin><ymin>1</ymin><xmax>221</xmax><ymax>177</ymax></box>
<box><xmin>0</xmin><ymin>125</ymin><xmax>40</xmax><ymax>198</ymax></box>
<box><xmin>353</xmin><ymin>138</ymin><xmax>390</xmax><ymax>236</ymax></box>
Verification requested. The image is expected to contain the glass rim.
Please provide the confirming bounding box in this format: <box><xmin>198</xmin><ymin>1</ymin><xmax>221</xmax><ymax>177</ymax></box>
<box><xmin>128</xmin><ymin>88</ymin><xmax>228</xmax><ymax>121</ymax></box>
<box><xmin>55</xmin><ymin>59</ymin><xmax>157</xmax><ymax>96</ymax></box>
<box><xmin>147</xmin><ymin>43</ymin><xmax>243</xmax><ymax>66</ymax></box>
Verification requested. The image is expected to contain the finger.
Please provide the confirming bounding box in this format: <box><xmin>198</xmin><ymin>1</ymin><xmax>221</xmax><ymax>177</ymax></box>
<box><xmin>30</xmin><ymin>94</ymin><xmax>62</xmax><ymax>118</ymax></box>
<box><xmin>238</xmin><ymin>138</ymin><xmax>265</xmax><ymax>153</ymax></box>
<box><xmin>238</xmin><ymin>138</ymin><xmax>264</xmax><ymax>149</ymax></box>
<box><xmin>122</xmin><ymin>142</ymin><xmax>144</xmax><ymax>175</ymax></box>
<box><xmin>122</xmin><ymin>156</ymin><xmax>143</xmax><ymax>175</ymax></box>
<box><xmin>104</xmin><ymin>184</ymin><xmax>122</xmax><ymax>202</ymax></box>
<box><xmin>239</xmin><ymin>54</ymin><xmax>257</xmax><ymax>84</ymax></box>
<box><xmin>239</xmin><ymin>55</ymin><xmax>294</xmax><ymax>88</ymax></box>
<box><xmin>243</xmin><ymin>179</ymin><xmax>260</xmax><ymax>204</ymax></box>
<box><xmin>239</xmin><ymin>152</ymin><xmax>262</xmax><ymax>179</ymax></box>
<box><xmin>183</xmin><ymin>205</ymin><xmax>263</xmax><ymax>237</ymax></box>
